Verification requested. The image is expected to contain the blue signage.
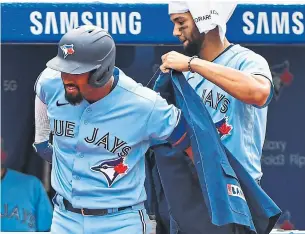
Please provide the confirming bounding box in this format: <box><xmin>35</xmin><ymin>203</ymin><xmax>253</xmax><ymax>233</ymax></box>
<box><xmin>2</xmin><ymin>3</ymin><xmax>305</xmax><ymax>44</ymax></box>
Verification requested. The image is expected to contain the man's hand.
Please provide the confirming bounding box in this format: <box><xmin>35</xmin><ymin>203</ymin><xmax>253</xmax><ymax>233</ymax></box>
<box><xmin>160</xmin><ymin>51</ymin><xmax>191</xmax><ymax>73</ymax></box>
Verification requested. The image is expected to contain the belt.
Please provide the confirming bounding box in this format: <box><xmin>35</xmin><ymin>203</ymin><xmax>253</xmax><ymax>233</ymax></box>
<box><xmin>62</xmin><ymin>197</ymin><xmax>132</xmax><ymax>216</ymax></box>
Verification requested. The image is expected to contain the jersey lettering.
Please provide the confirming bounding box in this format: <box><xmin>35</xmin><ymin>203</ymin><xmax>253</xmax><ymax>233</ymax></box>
<box><xmin>1</xmin><ymin>204</ymin><xmax>36</xmax><ymax>229</ymax></box>
<box><xmin>202</xmin><ymin>89</ymin><xmax>230</xmax><ymax>113</ymax></box>
<box><xmin>85</xmin><ymin>128</ymin><xmax>131</xmax><ymax>157</ymax></box>
<box><xmin>54</xmin><ymin>119</ymin><xmax>76</xmax><ymax>137</ymax></box>
<box><xmin>52</xmin><ymin>119</ymin><xmax>132</xmax><ymax>157</ymax></box>
<box><xmin>110</xmin><ymin>137</ymin><xmax>127</xmax><ymax>154</ymax></box>
<box><xmin>94</xmin><ymin>132</ymin><xmax>110</xmax><ymax>151</ymax></box>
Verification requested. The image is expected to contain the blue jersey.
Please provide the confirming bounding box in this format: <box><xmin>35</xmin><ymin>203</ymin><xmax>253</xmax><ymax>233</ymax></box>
<box><xmin>1</xmin><ymin>169</ymin><xmax>53</xmax><ymax>232</ymax></box>
<box><xmin>185</xmin><ymin>44</ymin><xmax>273</xmax><ymax>180</ymax></box>
<box><xmin>35</xmin><ymin>67</ymin><xmax>182</xmax><ymax>209</ymax></box>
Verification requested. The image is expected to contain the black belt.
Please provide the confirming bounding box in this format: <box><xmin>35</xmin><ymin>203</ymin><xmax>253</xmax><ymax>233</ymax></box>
<box><xmin>62</xmin><ymin>197</ymin><xmax>131</xmax><ymax>216</ymax></box>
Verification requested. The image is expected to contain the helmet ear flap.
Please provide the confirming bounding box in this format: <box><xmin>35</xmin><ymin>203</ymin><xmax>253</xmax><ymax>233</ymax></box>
<box><xmin>88</xmin><ymin>46</ymin><xmax>116</xmax><ymax>88</ymax></box>
<box><xmin>88</xmin><ymin>66</ymin><xmax>112</xmax><ymax>88</ymax></box>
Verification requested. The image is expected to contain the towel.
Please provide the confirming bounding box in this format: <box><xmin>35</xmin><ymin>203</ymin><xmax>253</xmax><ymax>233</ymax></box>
<box><xmin>168</xmin><ymin>1</ymin><xmax>237</xmax><ymax>42</ymax></box>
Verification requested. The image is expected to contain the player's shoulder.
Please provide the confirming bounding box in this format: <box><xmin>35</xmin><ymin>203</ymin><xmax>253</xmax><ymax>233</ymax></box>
<box><xmin>34</xmin><ymin>67</ymin><xmax>63</xmax><ymax>104</ymax></box>
<box><xmin>134</xmin><ymin>85</ymin><xmax>158</xmax><ymax>104</ymax></box>
<box><xmin>34</xmin><ymin>67</ymin><xmax>62</xmax><ymax>94</ymax></box>
<box><xmin>117</xmin><ymin>69</ymin><xmax>158</xmax><ymax>105</ymax></box>
<box><xmin>231</xmin><ymin>44</ymin><xmax>269</xmax><ymax>66</ymax></box>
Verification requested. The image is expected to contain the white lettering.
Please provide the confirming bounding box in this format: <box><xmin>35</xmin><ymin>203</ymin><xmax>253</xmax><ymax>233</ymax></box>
<box><xmin>29</xmin><ymin>11</ymin><xmax>143</xmax><ymax>36</ymax></box>
<box><xmin>81</xmin><ymin>12</ymin><xmax>94</xmax><ymax>26</ymax></box>
<box><xmin>292</xmin><ymin>12</ymin><xmax>304</xmax><ymax>35</ymax></box>
<box><xmin>227</xmin><ymin>184</ymin><xmax>245</xmax><ymax>200</ymax></box>
<box><xmin>242</xmin><ymin>11</ymin><xmax>304</xmax><ymax>36</ymax></box>
<box><xmin>129</xmin><ymin>12</ymin><xmax>141</xmax><ymax>35</ymax></box>
<box><xmin>257</xmin><ymin>12</ymin><xmax>270</xmax><ymax>34</ymax></box>
<box><xmin>112</xmin><ymin>12</ymin><xmax>126</xmax><ymax>34</ymax></box>
<box><xmin>104</xmin><ymin>12</ymin><xmax>110</xmax><ymax>31</ymax></box>
<box><xmin>242</xmin><ymin>11</ymin><xmax>255</xmax><ymax>35</ymax></box>
<box><xmin>60</xmin><ymin>12</ymin><xmax>79</xmax><ymax>34</ymax></box>
<box><xmin>95</xmin><ymin>12</ymin><xmax>102</xmax><ymax>28</ymax></box>
<box><xmin>290</xmin><ymin>154</ymin><xmax>305</xmax><ymax>168</ymax></box>
<box><xmin>45</xmin><ymin>12</ymin><xmax>58</xmax><ymax>34</ymax></box>
<box><xmin>272</xmin><ymin>12</ymin><xmax>289</xmax><ymax>34</ymax></box>
<box><xmin>30</xmin><ymin>11</ymin><xmax>43</xmax><ymax>35</ymax></box>
<box><xmin>261</xmin><ymin>154</ymin><xmax>285</xmax><ymax>166</ymax></box>
<box><xmin>263</xmin><ymin>140</ymin><xmax>286</xmax><ymax>152</ymax></box>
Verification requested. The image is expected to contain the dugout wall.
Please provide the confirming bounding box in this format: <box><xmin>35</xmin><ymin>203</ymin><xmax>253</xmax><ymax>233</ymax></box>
<box><xmin>1</xmin><ymin>2</ymin><xmax>305</xmax><ymax>229</ymax></box>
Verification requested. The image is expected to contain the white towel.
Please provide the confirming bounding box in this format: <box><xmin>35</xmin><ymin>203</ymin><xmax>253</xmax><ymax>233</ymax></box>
<box><xmin>168</xmin><ymin>1</ymin><xmax>237</xmax><ymax>42</ymax></box>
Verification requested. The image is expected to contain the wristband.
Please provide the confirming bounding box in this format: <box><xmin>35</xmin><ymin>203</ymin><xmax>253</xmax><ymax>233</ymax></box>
<box><xmin>188</xmin><ymin>55</ymin><xmax>198</xmax><ymax>73</ymax></box>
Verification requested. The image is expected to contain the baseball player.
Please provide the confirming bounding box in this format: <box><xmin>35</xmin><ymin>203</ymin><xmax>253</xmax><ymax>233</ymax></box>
<box><xmin>1</xmin><ymin>139</ymin><xmax>53</xmax><ymax>232</ymax></box>
<box><xmin>159</xmin><ymin>4</ymin><xmax>274</xmax><ymax>183</ymax></box>
<box><xmin>33</xmin><ymin>25</ymin><xmax>192</xmax><ymax>234</ymax></box>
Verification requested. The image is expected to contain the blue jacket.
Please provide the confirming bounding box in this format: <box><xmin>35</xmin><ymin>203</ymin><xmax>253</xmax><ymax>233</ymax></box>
<box><xmin>152</xmin><ymin>70</ymin><xmax>281</xmax><ymax>234</ymax></box>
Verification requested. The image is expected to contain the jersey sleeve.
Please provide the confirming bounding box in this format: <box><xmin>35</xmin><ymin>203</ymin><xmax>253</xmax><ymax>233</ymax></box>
<box><xmin>239</xmin><ymin>52</ymin><xmax>274</xmax><ymax>108</ymax></box>
<box><xmin>34</xmin><ymin>72</ymin><xmax>47</xmax><ymax>104</ymax></box>
<box><xmin>146</xmin><ymin>94</ymin><xmax>189</xmax><ymax>150</ymax></box>
<box><xmin>34</xmin><ymin>67</ymin><xmax>61</xmax><ymax>104</ymax></box>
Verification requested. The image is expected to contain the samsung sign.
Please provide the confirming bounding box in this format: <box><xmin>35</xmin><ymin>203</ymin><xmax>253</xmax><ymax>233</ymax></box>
<box><xmin>29</xmin><ymin>11</ymin><xmax>142</xmax><ymax>35</ymax></box>
<box><xmin>243</xmin><ymin>11</ymin><xmax>304</xmax><ymax>35</ymax></box>
<box><xmin>2</xmin><ymin>3</ymin><xmax>305</xmax><ymax>44</ymax></box>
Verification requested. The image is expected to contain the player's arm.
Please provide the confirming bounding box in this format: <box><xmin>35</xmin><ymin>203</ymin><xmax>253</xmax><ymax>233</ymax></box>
<box><xmin>189</xmin><ymin>58</ymin><xmax>271</xmax><ymax>107</ymax></box>
<box><xmin>160</xmin><ymin>51</ymin><xmax>273</xmax><ymax>108</ymax></box>
<box><xmin>33</xmin><ymin>96</ymin><xmax>53</xmax><ymax>163</ymax></box>
<box><xmin>147</xmin><ymin>94</ymin><xmax>193</xmax><ymax>159</ymax></box>
<box><xmin>32</xmin><ymin>71</ymin><xmax>53</xmax><ymax>163</ymax></box>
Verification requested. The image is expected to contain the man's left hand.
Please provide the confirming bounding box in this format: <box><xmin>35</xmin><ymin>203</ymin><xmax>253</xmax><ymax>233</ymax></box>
<box><xmin>160</xmin><ymin>51</ymin><xmax>191</xmax><ymax>73</ymax></box>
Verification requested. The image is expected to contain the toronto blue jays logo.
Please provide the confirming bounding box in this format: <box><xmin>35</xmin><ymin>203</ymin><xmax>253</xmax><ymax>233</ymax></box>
<box><xmin>214</xmin><ymin>116</ymin><xmax>233</xmax><ymax>139</ymax></box>
<box><xmin>60</xmin><ymin>44</ymin><xmax>75</xmax><ymax>59</ymax></box>
<box><xmin>91</xmin><ymin>156</ymin><xmax>129</xmax><ymax>187</ymax></box>
<box><xmin>271</xmin><ymin>60</ymin><xmax>294</xmax><ymax>100</ymax></box>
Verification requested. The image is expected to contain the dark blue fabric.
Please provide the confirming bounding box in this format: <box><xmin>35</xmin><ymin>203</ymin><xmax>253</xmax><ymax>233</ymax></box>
<box><xmin>144</xmin><ymin>149</ymin><xmax>171</xmax><ymax>234</ymax></box>
<box><xmin>152</xmin><ymin>71</ymin><xmax>281</xmax><ymax>234</ymax></box>
<box><xmin>32</xmin><ymin>141</ymin><xmax>53</xmax><ymax>163</ymax></box>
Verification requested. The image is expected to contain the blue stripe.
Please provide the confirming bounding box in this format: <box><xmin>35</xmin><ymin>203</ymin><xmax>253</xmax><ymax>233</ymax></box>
<box><xmin>167</xmin><ymin>111</ymin><xmax>187</xmax><ymax>145</ymax></box>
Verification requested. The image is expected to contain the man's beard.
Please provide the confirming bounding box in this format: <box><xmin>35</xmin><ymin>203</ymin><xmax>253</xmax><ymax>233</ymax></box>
<box><xmin>183</xmin><ymin>33</ymin><xmax>205</xmax><ymax>57</ymax></box>
<box><xmin>64</xmin><ymin>85</ymin><xmax>83</xmax><ymax>106</ymax></box>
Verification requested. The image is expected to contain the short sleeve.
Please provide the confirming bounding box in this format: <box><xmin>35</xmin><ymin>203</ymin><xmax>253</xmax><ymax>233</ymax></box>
<box><xmin>146</xmin><ymin>94</ymin><xmax>182</xmax><ymax>142</ymax></box>
<box><xmin>239</xmin><ymin>52</ymin><xmax>274</xmax><ymax>108</ymax></box>
<box><xmin>34</xmin><ymin>68</ymin><xmax>61</xmax><ymax>104</ymax></box>
<box><xmin>34</xmin><ymin>72</ymin><xmax>46</xmax><ymax>104</ymax></box>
